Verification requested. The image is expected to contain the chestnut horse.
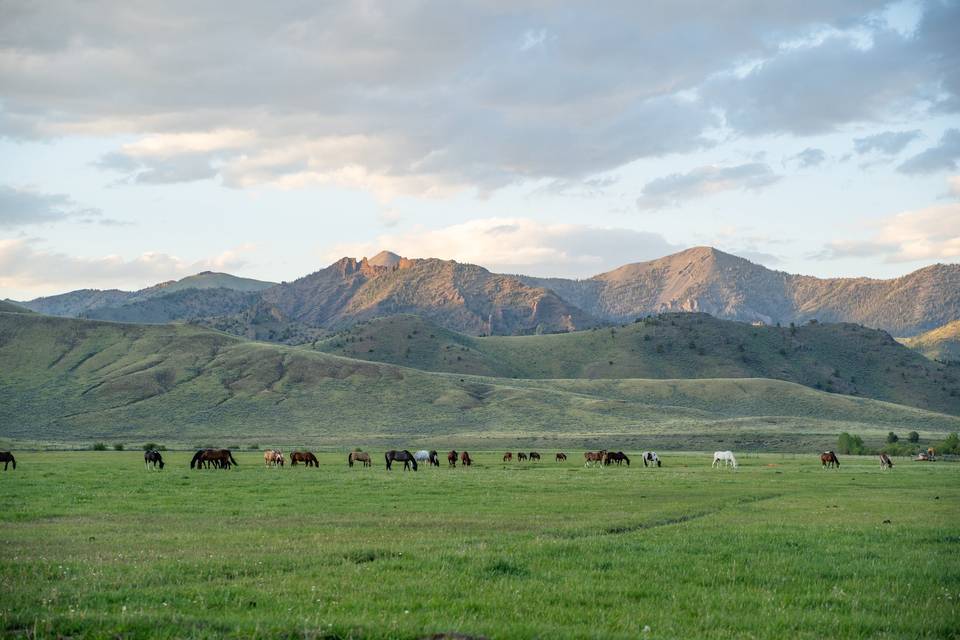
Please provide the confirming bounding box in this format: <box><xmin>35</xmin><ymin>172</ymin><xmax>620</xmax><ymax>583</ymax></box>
<box><xmin>879</xmin><ymin>453</ymin><xmax>894</xmax><ymax>469</ymax></box>
<box><xmin>191</xmin><ymin>449</ymin><xmax>238</xmax><ymax>469</ymax></box>
<box><xmin>555</xmin><ymin>452</ymin><xmax>567</xmax><ymax>462</ymax></box>
<box><xmin>584</xmin><ymin>450</ymin><xmax>607</xmax><ymax>467</ymax></box>
<box><xmin>291</xmin><ymin>451</ymin><xmax>319</xmax><ymax>467</ymax></box>
<box><xmin>385</xmin><ymin>450</ymin><xmax>418</xmax><ymax>471</ymax></box>
<box><xmin>144</xmin><ymin>449</ymin><xmax>164</xmax><ymax>470</ymax></box>
<box><xmin>460</xmin><ymin>451</ymin><xmax>472</xmax><ymax>466</ymax></box>
<box><xmin>503</xmin><ymin>452</ymin><xmax>513</xmax><ymax>462</ymax></box>
<box><xmin>348</xmin><ymin>451</ymin><xmax>371</xmax><ymax>467</ymax></box>
<box><xmin>0</xmin><ymin>451</ymin><xmax>16</xmax><ymax>470</ymax></box>
<box><xmin>529</xmin><ymin>452</ymin><xmax>541</xmax><ymax>462</ymax></box>
<box><xmin>820</xmin><ymin>451</ymin><xmax>840</xmax><ymax>469</ymax></box>
<box><xmin>447</xmin><ymin>450</ymin><xmax>458</xmax><ymax>467</ymax></box>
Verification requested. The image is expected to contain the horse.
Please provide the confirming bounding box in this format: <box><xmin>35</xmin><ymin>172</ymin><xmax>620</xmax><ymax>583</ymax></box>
<box><xmin>517</xmin><ymin>452</ymin><xmax>528</xmax><ymax>462</ymax></box>
<box><xmin>614</xmin><ymin>451</ymin><xmax>630</xmax><ymax>466</ymax></box>
<box><xmin>348</xmin><ymin>451</ymin><xmax>371</xmax><ymax>467</ymax></box>
<box><xmin>879</xmin><ymin>453</ymin><xmax>894</xmax><ymax>470</ymax></box>
<box><xmin>641</xmin><ymin>451</ymin><xmax>661</xmax><ymax>468</ymax></box>
<box><xmin>385</xmin><ymin>450</ymin><xmax>418</xmax><ymax>471</ymax></box>
<box><xmin>0</xmin><ymin>451</ymin><xmax>16</xmax><ymax>471</ymax></box>
<box><xmin>144</xmin><ymin>449</ymin><xmax>164</xmax><ymax>470</ymax></box>
<box><xmin>555</xmin><ymin>452</ymin><xmax>566</xmax><ymax>462</ymax></box>
<box><xmin>264</xmin><ymin>449</ymin><xmax>285</xmax><ymax>467</ymax></box>
<box><xmin>820</xmin><ymin>451</ymin><xmax>840</xmax><ymax>469</ymax></box>
<box><xmin>584</xmin><ymin>450</ymin><xmax>607</xmax><ymax>467</ymax></box>
<box><xmin>712</xmin><ymin>451</ymin><xmax>738</xmax><ymax>469</ymax></box>
<box><xmin>503</xmin><ymin>452</ymin><xmax>513</xmax><ymax>462</ymax></box>
<box><xmin>529</xmin><ymin>452</ymin><xmax>541</xmax><ymax>462</ymax></box>
<box><xmin>460</xmin><ymin>451</ymin><xmax>472</xmax><ymax>466</ymax></box>
<box><xmin>191</xmin><ymin>449</ymin><xmax>238</xmax><ymax>469</ymax></box>
<box><xmin>447</xmin><ymin>450</ymin><xmax>458</xmax><ymax>467</ymax></box>
<box><xmin>415</xmin><ymin>450</ymin><xmax>440</xmax><ymax>467</ymax></box>
<box><xmin>290</xmin><ymin>451</ymin><xmax>319</xmax><ymax>467</ymax></box>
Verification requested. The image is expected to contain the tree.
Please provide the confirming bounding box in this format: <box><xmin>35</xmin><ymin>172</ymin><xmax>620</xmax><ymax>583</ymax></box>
<box><xmin>937</xmin><ymin>432</ymin><xmax>960</xmax><ymax>455</ymax></box>
<box><xmin>907</xmin><ymin>431</ymin><xmax>920</xmax><ymax>443</ymax></box>
<box><xmin>837</xmin><ymin>432</ymin><xmax>865</xmax><ymax>455</ymax></box>
<box><xmin>886</xmin><ymin>432</ymin><xmax>899</xmax><ymax>444</ymax></box>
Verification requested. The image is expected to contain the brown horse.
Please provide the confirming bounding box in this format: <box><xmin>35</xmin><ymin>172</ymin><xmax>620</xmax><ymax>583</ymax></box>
<box><xmin>879</xmin><ymin>453</ymin><xmax>894</xmax><ymax>469</ymax></box>
<box><xmin>291</xmin><ymin>451</ymin><xmax>319</xmax><ymax>467</ymax></box>
<box><xmin>460</xmin><ymin>451</ymin><xmax>472</xmax><ymax>466</ymax></box>
<box><xmin>529</xmin><ymin>452</ymin><xmax>541</xmax><ymax>462</ymax></box>
<box><xmin>821</xmin><ymin>451</ymin><xmax>840</xmax><ymax>469</ymax></box>
<box><xmin>555</xmin><ymin>452</ymin><xmax>567</xmax><ymax>462</ymax></box>
<box><xmin>517</xmin><ymin>452</ymin><xmax>528</xmax><ymax>461</ymax></box>
<box><xmin>0</xmin><ymin>451</ymin><xmax>15</xmax><ymax>470</ymax></box>
<box><xmin>191</xmin><ymin>448</ymin><xmax>238</xmax><ymax>469</ymax></box>
<box><xmin>584</xmin><ymin>450</ymin><xmax>607</xmax><ymax>467</ymax></box>
<box><xmin>503</xmin><ymin>452</ymin><xmax>513</xmax><ymax>462</ymax></box>
<box><xmin>604</xmin><ymin>451</ymin><xmax>630</xmax><ymax>466</ymax></box>
<box><xmin>348</xmin><ymin>451</ymin><xmax>371</xmax><ymax>467</ymax></box>
<box><xmin>385</xmin><ymin>450</ymin><xmax>418</xmax><ymax>471</ymax></box>
<box><xmin>264</xmin><ymin>449</ymin><xmax>285</xmax><ymax>467</ymax></box>
<box><xmin>447</xmin><ymin>450</ymin><xmax>458</xmax><ymax>467</ymax></box>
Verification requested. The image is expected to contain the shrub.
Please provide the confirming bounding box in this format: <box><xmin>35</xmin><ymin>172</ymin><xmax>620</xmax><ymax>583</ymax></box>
<box><xmin>113</xmin><ymin>443</ymin><xmax>124</xmax><ymax>451</ymax></box>
<box><xmin>936</xmin><ymin>432</ymin><xmax>960</xmax><ymax>455</ymax></box>
<box><xmin>908</xmin><ymin>431</ymin><xmax>920</xmax><ymax>443</ymax></box>
<box><xmin>837</xmin><ymin>432</ymin><xmax>865</xmax><ymax>455</ymax></box>
<box><xmin>142</xmin><ymin>442</ymin><xmax>158</xmax><ymax>451</ymax></box>
<box><xmin>886</xmin><ymin>432</ymin><xmax>899</xmax><ymax>444</ymax></box>
<box><xmin>92</xmin><ymin>442</ymin><xmax>107</xmax><ymax>451</ymax></box>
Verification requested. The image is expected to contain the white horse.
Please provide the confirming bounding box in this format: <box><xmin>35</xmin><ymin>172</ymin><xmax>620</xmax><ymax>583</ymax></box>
<box><xmin>712</xmin><ymin>451</ymin><xmax>738</xmax><ymax>469</ymax></box>
<box><xmin>414</xmin><ymin>450</ymin><xmax>431</xmax><ymax>462</ymax></box>
<box><xmin>641</xmin><ymin>451</ymin><xmax>661</xmax><ymax>467</ymax></box>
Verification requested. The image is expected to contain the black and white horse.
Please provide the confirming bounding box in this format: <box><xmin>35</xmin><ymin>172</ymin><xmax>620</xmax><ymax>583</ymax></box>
<box><xmin>641</xmin><ymin>451</ymin><xmax>661</xmax><ymax>467</ymax></box>
<box><xmin>144</xmin><ymin>449</ymin><xmax>165</xmax><ymax>470</ymax></box>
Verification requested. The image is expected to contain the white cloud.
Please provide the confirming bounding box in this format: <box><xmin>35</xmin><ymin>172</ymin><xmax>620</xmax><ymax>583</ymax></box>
<box><xmin>818</xmin><ymin>203</ymin><xmax>960</xmax><ymax>262</ymax></box>
<box><xmin>0</xmin><ymin>238</ymin><xmax>255</xmax><ymax>297</ymax></box>
<box><xmin>636</xmin><ymin>163</ymin><xmax>780</xmax><ymax>210</ymax></box>
<box><xmin>324</xmin><ymin>217</ymin><xmax>679</xmax><ymax>278</ymax></box>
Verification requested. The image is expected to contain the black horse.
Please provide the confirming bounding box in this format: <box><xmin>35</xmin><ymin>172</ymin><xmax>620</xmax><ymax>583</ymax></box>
<box><xmin>0</xmin><ymin>451</ymin><xmax>15</xmax><ymax>471</ymax></box>
<box><xmin>428</xmin><ymin>450</ymin><xmax>440</xmax><ymax>467</ymax></box>
<box><xmin>144</xmin><ymin>449</ymin><xmax>165</xmax><ymax>470</ymax></box>
<box><xmin>385</xmin><ymin>449</ymin><xmax>418</xmax><ymax>471</ymax></box>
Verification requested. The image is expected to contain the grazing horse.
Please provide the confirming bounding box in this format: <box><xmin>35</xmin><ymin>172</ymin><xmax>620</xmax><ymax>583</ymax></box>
<box><xmin>584</xmin><ymin>450</ymin><xmax>607</xmax><ymax>467</ymax></box>
<box><xmin>603</xmin><ymin>451</ymin><xmax>630</xmax><ymax>466</ymax></box>
<box><xmin>517</xmin><ymin>452</ymin><xmax>528</xmax><ymax>462</ymax></box>
<box><xmin>447</xmin><ymin>450</ymin><xmax>458</xmax><ymax>467</ymax></box>
<box><xmin>414</xmin><ymin>450</ymin><xmax>440</xmax><ymax>467</ymax></box>
<box><xmin>460</xmin><ymin>451</ymin><xmax>472</xmax><ymax>466</ymax></box>
<box><xmin>503</xmin><ymin>452</ymin><xmax>513</xmax><ymax>462</ymax></box>
<box><xmin>264</xmin><ymin>449</ymin><xmax>285</xmax><ymax>467</ymax></box>
<box><xmin>712</xmin><ymin>451</ymin><xmax>738</xmax><ymax>469</ymax></box>
<box><xmin>191</xmin><ymin>448</ymin><xmax>238</xmax><ymax>469</ymax></box>
<box><xmin>555</xmin><ymin>452</ymin><xmax>567</xmax><ymax>462</ymax></box>
<box><xmin>641</xmin><ymin>451</ymin><xmax>661</xmax><ymax>468</ymax></box>
<box><xmin>144</xmin><ymin>449</ymin><xmax>165</xmax><ymax>470</ymax></box>
<box><xmin>0</xmin><ymin>451</ymin><xmax>16</xmax><ymax>471</ymax></box>
<box><xmin>348</xmin><ymin>451</ymin><xmax>371</xmax><ymax>467</ymax></box>
<box><xmin>385</xmin><ymin>450</ymin><xmax>418</xmax><ymax>471</ymax></box>
<box><xmin>879</xmin><ymin>453</ymin><xmax>894</xmax><ymax>470</ymax></box>
<box><xmin>820</xmin><ymin>451</ymin><xmax>840</xmax><ymax>469</ymax></box>
<box><xmin>529</xmin><ymin>452</ymin><xmax>541</xmax><ymax>462</ymax></box>
<box><xmin>290</xmin><ymin>451</ymin><xmax>319</xmax><ymax>467</ymax></box>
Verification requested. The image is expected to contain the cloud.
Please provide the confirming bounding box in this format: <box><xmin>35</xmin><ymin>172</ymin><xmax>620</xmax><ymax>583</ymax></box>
<box><xmin>788</xmin><ymin>148</ymin><xmax>827</xmax><ymax>168</ymax></box>
<box><xmin>4</xmin><ymin>2</ymin><xmax>940</xmax><ymax>198</ymax></box>
<box><xmin>853</xmin><ymin>129</ymin><xmax>922</xmax><ymax>155</ymax></box>
<box><xmin>898</xmin><ymin>128</ymin><xmax>960</xmax><ymax>174</ymax></box>
<box><xmin>948</xmin><ymin>175</ymin><xmax>960</xmax><ymax>198</ymax></box>
<box><xmin>0</xmin><ymin>185</ymin><xmax>111</xmax><ymax>228</ymax></box>
<box><xmin>324</xmin><ymin>217</ymin><xmax>680</xmax><ymax>278</ymax></box>
<box><xmin>817</xmin><ymin>203</ymin><xmax>960</xmax><ymax>262</ymax></box>
<box><xmin>636</xmin><ymin>163</ymin><xmax>780</xmax><ymax>210</ymax></box>
<box><xmin>0</xmin><ymin>238</ymin><xmax>255</xmax><ymax>296</ymax></box>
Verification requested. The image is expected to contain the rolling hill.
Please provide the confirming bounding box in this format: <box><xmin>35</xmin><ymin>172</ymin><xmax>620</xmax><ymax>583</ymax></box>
<box><xmin>901</xmin><ymin>320</ymin><xmax>960</xmax><ymax>363</ymax></box>
<box><xmin>0</xmin><ymin>300</ymin><xmax>32</xmax><ymax>313</ymax></box>
<box><xmin>313</xmin><ymin>313</ymin><xmax>960</xmax><ymax>415</ymax></box>
<box><xmin>2</xmin><ymin>311</ymin><xmax>957</xmax><ymax>450</ymax></box>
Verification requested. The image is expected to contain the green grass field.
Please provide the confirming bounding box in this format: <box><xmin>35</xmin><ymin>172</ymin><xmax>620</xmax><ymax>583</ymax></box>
<box><xmin>1</xmin><ymin>451</ymin><xmax>957</xmax><ymax>639</ymax></box>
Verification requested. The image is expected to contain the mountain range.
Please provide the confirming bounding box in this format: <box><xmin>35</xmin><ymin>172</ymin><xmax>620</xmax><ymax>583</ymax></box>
<box><xmin>14</xmin><ymin>247</ymin><xmax>960</xmax><ymax>339</ymax></box>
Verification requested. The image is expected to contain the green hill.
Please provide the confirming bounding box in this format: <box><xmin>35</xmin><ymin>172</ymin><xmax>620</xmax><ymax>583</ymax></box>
<box><xmin>1</xmin><ymin>312</ymin><xmax>957</xmax><ymax>450</ymax></box>
<box><xmin>0</xmin><ymin>300</ymin><xmax>32</xmax><ymax>313</ymax></box>
<box><xmin>900</xmin><ymin>320</ymin><xmax>960</xmax><ymax>363</ymax></box>
<box><xmin>313</xmin><ymin>313</ymin><xmax>960</xmax><ymax>415</ymax></box>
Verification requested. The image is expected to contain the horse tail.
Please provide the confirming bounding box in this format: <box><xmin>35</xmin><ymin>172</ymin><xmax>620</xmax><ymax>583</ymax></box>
<box><xmin>384</xmin><ymin>452</ymin><xmax>391</xmax><ymax>470</ymax></box>
<box><xmin>229</xmin><ymin>451</ymin><xmax>238</xmax><ymax>466</ymax></box>
<box><xmin>348</xmin><ymin>453</ymin><xmax>354</xmax><ymax>467</ymax></box>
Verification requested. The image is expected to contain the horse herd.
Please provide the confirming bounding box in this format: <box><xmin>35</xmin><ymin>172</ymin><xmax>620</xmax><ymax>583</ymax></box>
<box><xmin>0</xmin><ymin>448</ymin><xmax>902</xmax><ymax>472</ymax></box>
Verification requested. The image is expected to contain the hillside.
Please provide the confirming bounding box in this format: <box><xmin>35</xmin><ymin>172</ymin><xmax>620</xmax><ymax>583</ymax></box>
<box><xmin>82</xmin><ymin>288</ymin><xmax>261</xmax><ymax>324</ymax></box>
<box><xmin>314</xmin><ymin>313</ymin><xmax>960</xmax><ymax>415</ymax></box>
<box><xmin>2</xmin><ymin>312</ymin><xmax>957</xmax><ymax>449</ymax></box>
<box><xmin>519</xmin><ymin>247</ymin><xmax>960</xmax><ymax>336</ymax></box>
<box><xmin>0</xmin><ymin>300</ymin><xmax>32</xmax><ymax>313</ymax></box>
<box><xmin>901</xmin><ymin>320</ymin><xmax>960</xmax><ymax>362</ymax></box>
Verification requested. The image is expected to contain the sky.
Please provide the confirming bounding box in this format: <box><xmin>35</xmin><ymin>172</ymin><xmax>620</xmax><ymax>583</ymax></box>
<box><xmin>1</xmin><ymin>0</ymin><xmax>959</xmax><ymax>300</ymax></box>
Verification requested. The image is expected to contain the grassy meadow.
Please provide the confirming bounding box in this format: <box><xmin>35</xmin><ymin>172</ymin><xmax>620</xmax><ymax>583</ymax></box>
<box><xmin>1</xmin><ymin>450</ymin><xmax>958</xmax><ymax>639</ymax></box>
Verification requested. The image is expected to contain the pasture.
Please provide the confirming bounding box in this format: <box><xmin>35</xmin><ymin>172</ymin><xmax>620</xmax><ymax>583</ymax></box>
<box><xmin>1</xmin><ymin>451</ymin><xmax>958</xmax><ymax>639</ymax></box>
